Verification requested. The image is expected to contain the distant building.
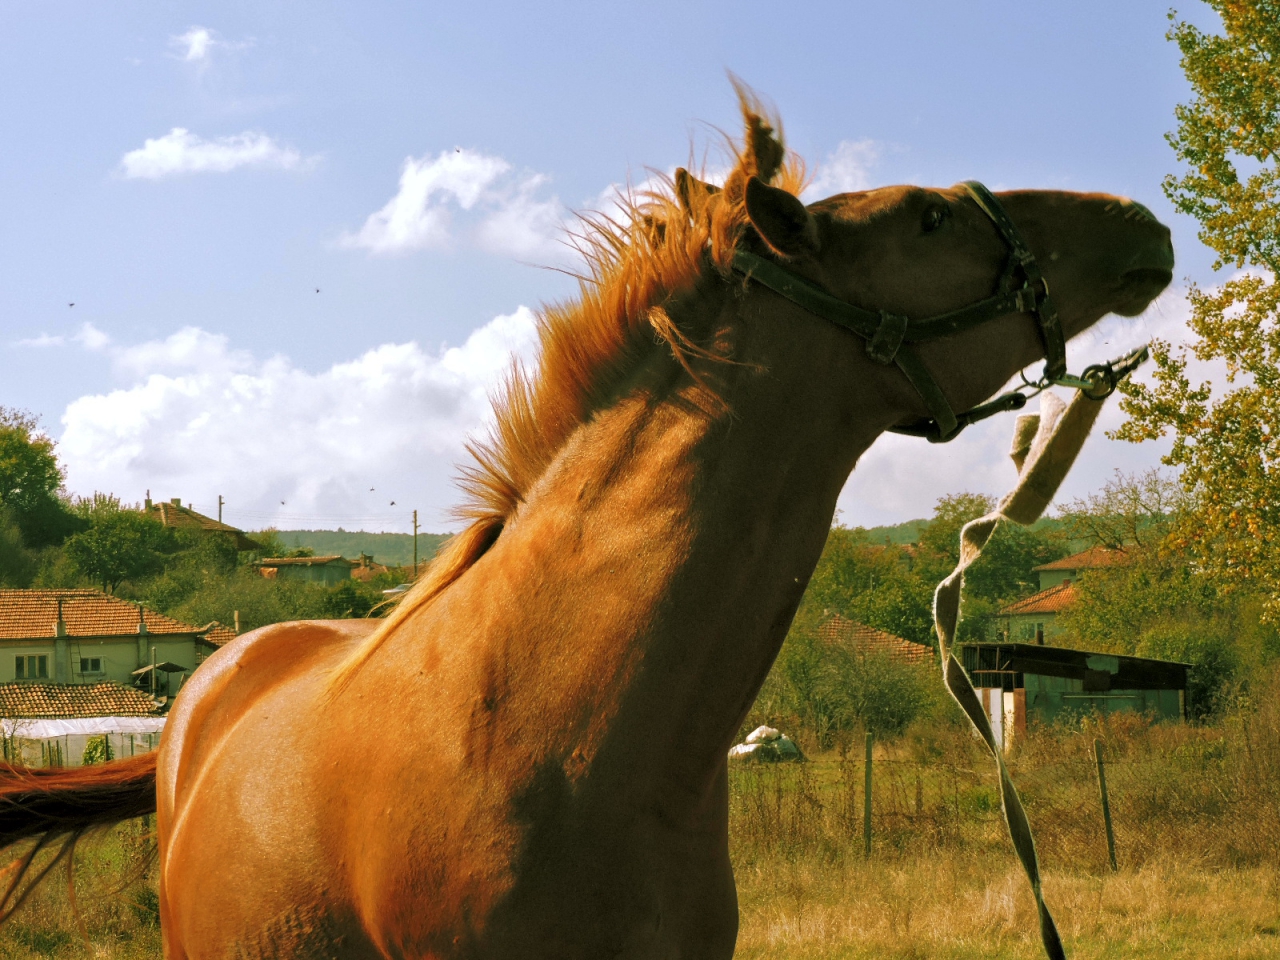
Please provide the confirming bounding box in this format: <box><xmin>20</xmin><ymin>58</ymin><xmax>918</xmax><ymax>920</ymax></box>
<box><xmin>256</xmin><ymin>555</ymin><xmax>355</xmax><ymax>586</ymax></box>
<box><xmin>818</xmin><ymin>614</ymin><xmax>933</xmax><ymax>665</ymax></box>
<box><xmin>998</xmin><ymin>547</ymin><xmax>1127</xmax><ymax>644</ymax></box>
<box><xmin>960</xmin><ymin>641</ymin><xmax>1188</xmax><ymax>750</ymax></box>
<box><xmin>143</xmin><ymin>495</ymin><xmax>261</xmax><ymax>552</ymax></box>
<box><xmin>351</xmin><ymin>553</ymin><xmax>391</xmax><ymax>582</ymax></box>
<box><xmin>0</xmin><ymin>589</ymin><xmax>222</xmax><ymax>697</ymax></box>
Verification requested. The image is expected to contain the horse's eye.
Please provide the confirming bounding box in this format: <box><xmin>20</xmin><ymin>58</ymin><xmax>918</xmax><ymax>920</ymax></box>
<box><xmin>922</xmin><ymin>206</ymin><xmax>948</xmax><ymax>233</ymax></box>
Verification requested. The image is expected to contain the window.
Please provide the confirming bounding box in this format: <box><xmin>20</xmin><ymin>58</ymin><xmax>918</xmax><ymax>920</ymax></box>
<box><xmin>15</xmin><ymin>655</ymin><xmax>48</xmax><ymax>680</ymax></box>
<box><xmin>79</xmin><ymin>657</ymin><xmax>102</xmax><ymax>674</ymax></box>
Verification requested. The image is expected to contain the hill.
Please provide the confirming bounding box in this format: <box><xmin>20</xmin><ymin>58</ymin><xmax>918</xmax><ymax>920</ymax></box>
<box><xmin>264</xmin><ymin>530</ymin><xmax>450</xmax><ymax>568</ymax></box>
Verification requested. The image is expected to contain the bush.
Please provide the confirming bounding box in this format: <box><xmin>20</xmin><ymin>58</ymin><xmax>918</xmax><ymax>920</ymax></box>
<box><xmin>1136</xmin><ymin>616</ymin><xmax>1240</xmax><ymax>721</ymax></box>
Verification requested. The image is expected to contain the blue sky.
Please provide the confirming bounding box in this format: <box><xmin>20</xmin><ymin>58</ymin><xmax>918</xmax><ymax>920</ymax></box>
<box><xmin>0</xmin><ymin>1</ymin><xmax>1224</xmax><ymax>532</ymax></box>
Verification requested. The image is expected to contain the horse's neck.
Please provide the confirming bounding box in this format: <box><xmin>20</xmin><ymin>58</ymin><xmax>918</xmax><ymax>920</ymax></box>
<box><xmin>425</xmin><ymin>295</ymin><xmax>896</xmax><ymax>812</ymax></box>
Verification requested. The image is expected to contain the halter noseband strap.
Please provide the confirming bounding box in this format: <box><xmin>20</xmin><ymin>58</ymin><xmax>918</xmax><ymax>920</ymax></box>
<box><xmin>731</xmin><ymin>181</ymin><xmax>1144</xmax><ymax>442</ymax></box>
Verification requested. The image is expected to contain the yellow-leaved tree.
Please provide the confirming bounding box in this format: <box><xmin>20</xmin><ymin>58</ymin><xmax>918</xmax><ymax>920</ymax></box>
<box><xmin>1116</xmin><ymin>1</ymin><xmax>1280</xmax><ymax>619</ymax></box>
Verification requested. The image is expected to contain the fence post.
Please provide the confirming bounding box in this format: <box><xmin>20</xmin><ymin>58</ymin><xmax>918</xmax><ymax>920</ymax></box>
<box><xmin>1094</xmin><ymin>739</ymin><xmax>1118</xmax><ymax>872</ymax></box>
<box><xmin>863</xmin><ymin>732</ymin><xmax>874</xmax><ymax>859</ymax></box>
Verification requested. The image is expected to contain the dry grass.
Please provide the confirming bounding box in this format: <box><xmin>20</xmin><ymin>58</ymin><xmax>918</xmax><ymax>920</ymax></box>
<box><xmin>734</xmin><ymin>855</ymin><xmax>1280</xmax><ymax>959</ymax></box>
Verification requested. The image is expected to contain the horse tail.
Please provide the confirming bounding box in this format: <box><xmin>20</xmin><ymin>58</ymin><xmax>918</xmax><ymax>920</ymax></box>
<box><xmin>0</xmin><ymin>753</ymin><xmax>158</xmax><ymax>921</ymax></box>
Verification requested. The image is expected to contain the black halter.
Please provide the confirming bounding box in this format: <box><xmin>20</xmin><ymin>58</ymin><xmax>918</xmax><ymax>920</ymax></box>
<box><xmin>732</xmin><ymin>181</ymin><xmax>1147</xmax><ymax>442</ymax></box>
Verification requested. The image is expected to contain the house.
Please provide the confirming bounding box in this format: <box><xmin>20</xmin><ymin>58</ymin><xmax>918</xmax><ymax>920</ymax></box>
<box><xmin>998</xmin><ymin>547</ymin><xmax>1127</xmax><ymax>644</ymax></box>
<box><xmin>960</xmin><ymin>640</ymin><xmax>1187</xmax><ymax>750</ymax></box>
<box><xmin>351</xmin><ymin>553</ymin><xmax>391</xmax><ymax>583</ymax></box>
<box><xmin>143</xmin><ymin>494</ymin><xmax>261</xmax><ymax>552</ymax></box>
<box><xmin>0</xmin><ymin>681</ymin><xmax>165</xmax><ymax>768</ymax></box>
<box><xmin>256</xmin><ymin>555</ymin><xmax>356</xmax><ymax>586</ymax></box>
<box><xmin>818</xmin><ymin>614</ymin><xmax>933</xmax><ymax>665</ymax></box>
<box><xmin>0</xmin><ymin>589</ymin><xmax>222</xmax><ymax>697</ymax></box>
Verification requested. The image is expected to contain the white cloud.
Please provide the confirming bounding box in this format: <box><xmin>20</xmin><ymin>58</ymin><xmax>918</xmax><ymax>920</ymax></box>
<box><xmin>14</xmin><ymin>323</ymin><xmax>110</xmax><ymax>351</ymax></box>
<box><xmin>172</xmin><ymin>27</ymin><xmax>215</xmax><ymax>62</ymax></box>
<box><xmin>168</xmin><ymin>26</ymin><xmax>252</xmax><ymax>65</ymax></box>
<box><xmin>119</xmin><ymin>128</ymin><xmax>312</xmax><ymax>179</ymax></box>
<box><xmin>802</xmin><ymin>140</ymin><xmax>881</xmax><ymax>202</ymax></box>
<box><xmin>57</xmin><ymin>310</ymin><xmax>540</xmax><ymax>530</ymax></box>
<box><xmin>343</xmin><ymin>149</ymin><xmax>566</xmax><ymax>259</ymax></box>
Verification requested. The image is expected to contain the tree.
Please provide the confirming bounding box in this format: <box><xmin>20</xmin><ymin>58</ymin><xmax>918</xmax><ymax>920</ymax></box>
<box><xmin>1115</xmin><ymin>2</ymin><xmax>1280</xmax><ymax>619</ymax></box>
<box><xmin>0</xmin><ymin>408</ymin><xmax>79</xmax><ymax>548</ymax></box>
<box><xmin>1056</xmin><ymin>469</ymin><xmax>1186</xmax><ymax>551</ymax></box>
<box><xmin>64</xmin><ymin>494</ymin><xmax>169</xmax><ymax>592</ymax></box>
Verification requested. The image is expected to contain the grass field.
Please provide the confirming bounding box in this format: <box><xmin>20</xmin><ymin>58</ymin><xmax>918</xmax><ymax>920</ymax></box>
<box><xmin>1</xmin><ymin>709</ymin><xmax>1276</xmax><ymax>958</ymax></box>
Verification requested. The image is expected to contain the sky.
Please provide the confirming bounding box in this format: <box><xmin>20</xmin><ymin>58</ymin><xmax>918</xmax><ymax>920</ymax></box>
<box><xmin>0</xmin><ymin>1</ymin><xmax>1227</xmax><ymax>533</ymax></box>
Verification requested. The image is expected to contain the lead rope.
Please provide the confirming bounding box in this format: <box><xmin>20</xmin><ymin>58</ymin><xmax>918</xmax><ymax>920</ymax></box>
<box><xmin>931</xmin><ymin>388</ymin><xmax>1117</xmax><ymax>960</ymax></box>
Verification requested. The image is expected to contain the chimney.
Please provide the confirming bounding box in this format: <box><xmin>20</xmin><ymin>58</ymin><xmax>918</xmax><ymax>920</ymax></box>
<box><xmin>234</xmin><ymin>610</ymin><xmax>241</xmax><ymax>635</ymax></box>
<box><xmin>53</xmin><ymin>597</ymin><xmax>67</xmax><ymax>638</ymax></box>
<box><xmin>145</xmin><ymin>489</ymin><xmax>152</xmax><ymax>510</ymax></box>
<box><xmin>171</xmin><ymin>497</ymin><xmax>182</xmax><ymax>507</ymax></box>
<box><xmin>138</xmin><ymin>604</ymin><xmax>149</xmax><ymax>636</ymax></box>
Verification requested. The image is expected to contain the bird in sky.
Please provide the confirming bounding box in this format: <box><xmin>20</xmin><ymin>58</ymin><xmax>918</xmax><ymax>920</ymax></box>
<box><xmin>68</xmin><ymin>303</ymin><xmax>74</xmax><ymax>308</ymax></box>
<box><xmin>390</xmin><ymin>501</ymin><xmax>396</xmax><ymax>506</ymax></box>
<box><xmin>315</xmin><ymin>288</ymin><xmax>320</xmax><ymax>293</ymax></box>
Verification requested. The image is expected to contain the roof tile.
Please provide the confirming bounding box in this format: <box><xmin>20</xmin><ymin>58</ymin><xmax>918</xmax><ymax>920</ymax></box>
<box><xmin>1033</xmin><ymin>546</ymin><xmax>1127</xmax><ymax>572</ymax></box>
<box><xmin>0</xmin><ymin>682</ymin><xmax>161</xmax><ymax>718</ymax></box>
<box><xmin>818</xmin><ymin>615</ymin><xmax>933</xmax><ymax>665</ymax></box>
<box><xmin>0</xmin><ymin>590</ymin><xmax>203</xmax><ymax>641</ymax></box>
<box><xmin>999</xmin><ymin>582</ymin><xmax>1078</xmax><ymax>615</ymax></box>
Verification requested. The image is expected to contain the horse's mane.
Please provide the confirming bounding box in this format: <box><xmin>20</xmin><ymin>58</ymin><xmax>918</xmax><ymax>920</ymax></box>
<box><xmin>332</xmin><ymin>85</ymin><xmax>807</xmax><ymax>688</ymax></box>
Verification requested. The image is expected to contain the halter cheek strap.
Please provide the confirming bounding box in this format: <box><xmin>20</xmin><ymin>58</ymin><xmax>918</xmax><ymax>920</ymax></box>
<box><xmin>731</xmin><ymin>181</ymin><xmax>1146</xmax><ymax>442</ymax></box>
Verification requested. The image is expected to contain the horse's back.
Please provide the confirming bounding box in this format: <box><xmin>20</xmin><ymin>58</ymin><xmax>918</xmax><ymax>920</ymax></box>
<box><xmin>157</xmin><ymin>619</ymin><xmax>382</xmax><ymax>959</ymax></box>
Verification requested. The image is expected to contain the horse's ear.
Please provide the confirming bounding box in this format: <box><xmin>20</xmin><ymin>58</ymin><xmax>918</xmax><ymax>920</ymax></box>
<box><xmin>675</xmin><ymin>168</ymin><xmax>720</xmax><ymax>221</ymax></box>
<box><xmin>745</xmin><ymin>176</ymin><xmax>818</xmax><ymax>258</ymax></box>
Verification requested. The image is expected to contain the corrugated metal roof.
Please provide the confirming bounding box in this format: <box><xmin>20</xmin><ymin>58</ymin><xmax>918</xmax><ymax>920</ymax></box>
<box><xmin>818</xmin><ymin>614</ymin><xmax>933</xmax><ymax>665</ymax></box>
<box><xmin>0</xmin><ymin>590</ymin><xmax>201</xmax><ymax>640</ymax></box>
<box><xmin>257</xmin><ymin>555</ymin><xmax>353</xmax><ymax>567</ymax></box>
<box><xmin>0</xmin><ymin>682</ymin><xmax>162</xmax><ymax>718</ymax></box>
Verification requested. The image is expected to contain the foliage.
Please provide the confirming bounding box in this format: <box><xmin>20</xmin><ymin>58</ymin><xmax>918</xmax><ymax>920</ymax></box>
<box><xmin>81</xmin><ymin>734</ymin><xmax>113</xmax><ymax>765</ymax></box>
<box><xmin>1136</xmin><ymin>616</ymin><xmax>1240</xmax><ymax>720</ymax></box>
<box><xmin>0</xmin><ymin>506</ymin><xmax>37</xmax><ymax>587</ymax></box>
<box><xmin>752</xmin><ymin>608</ymin><xmax>939</xmax><ymax>750</ymax></box>
<box><xmin>0</xmin><ymin>408</ymin><xmax>79</xmax><ymax>549</ymax></box>
<box><xmin>1056</xmin><ymin>468</ymin><xmax>1186</xmax><ymax>550</ymax></box>
<box><xmin>1116</xmin><ymin>2</ymin><xmax>1280</xmax><ymax>620</ymax></box>
<box><xmin>63</xmin><ymin>494</ymin><xmax>170</xmax><ymax>593</ymax></box>
<box><xmin>1056</xmin><ymin>543</ymin><xmax>1224</xmax><ymax>652</ymax></box>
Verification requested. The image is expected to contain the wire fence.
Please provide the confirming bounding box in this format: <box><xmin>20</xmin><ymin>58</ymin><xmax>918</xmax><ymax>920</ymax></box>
<box><xmin>729</xmin><ymin>708</ymin><xmax>1280</xmax><ymax>873</ymax></box>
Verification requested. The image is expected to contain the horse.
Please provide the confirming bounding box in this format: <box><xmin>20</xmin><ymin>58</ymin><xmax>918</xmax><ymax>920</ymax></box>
<box><xmin>0</xmin><ymin>89</ymin><xmax>1173</xmax><ymax>959</ymax></box>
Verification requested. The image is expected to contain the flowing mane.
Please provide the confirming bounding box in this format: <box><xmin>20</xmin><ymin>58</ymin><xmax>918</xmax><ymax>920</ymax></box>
<box><xmin>332</xmin><ymin>88</ymin><xmax>807</xmax><ymax>685</ymax></box>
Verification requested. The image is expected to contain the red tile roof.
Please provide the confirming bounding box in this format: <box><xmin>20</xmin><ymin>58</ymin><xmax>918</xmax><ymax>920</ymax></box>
<box><xmin>1033</xmin><ymin>546</ymin><xmax>1127</xmax><ymax>572</ymax></box>
<box><xmin>144</xmin><ymin>500</ymin><xmax>261</xmax><ymax>551</ymax></box>
<box><xmin>0</xmin><ymin>682</ymin><xmax>161</xmax><ymax>718</ymax></box>
<box><xmin>198</xmin><ymin>622</ymin><xmax>238</xmax><ymax>647</ymax></box>
<box><xmin>999</xmin><ymin>582</ymin><xmax>1078</xmax><ymax>616</ymax></box>
<box><xmin>0</xmin><ymin>590</ymin><xmax>202</xmax><ymax>640</ymax></box>
<box><xmin>818</xmin><ymin>615</ymin><xmax>934</xmax><ymax>665</ymax></box>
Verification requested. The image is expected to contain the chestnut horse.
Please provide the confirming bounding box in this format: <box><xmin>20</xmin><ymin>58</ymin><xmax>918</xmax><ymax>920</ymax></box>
<box><xmin>0</xmin><ymin>92</ymin><xmax>1173</xmax><ymax>959</ymax></box>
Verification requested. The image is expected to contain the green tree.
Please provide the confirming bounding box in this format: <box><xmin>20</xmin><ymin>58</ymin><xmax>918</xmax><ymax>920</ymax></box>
<box><xmin>915</xmin><ymin>493</ymin><xmax>1066</xmax><ymax>640</ymax></box>
<box><xmin>64</xmin><ymin>494</ymin><xmax>169</xmax><ymax>592</ymax></box>
<box><xmin>0</xmin><ymin>408</ymin><xmax>79</xmax><ymax>548</ymax></box>
<box><xmin>1056</xmin><ymin>469</ymin><xmax>1186</xmax><ymax>550</ymax></box>
<box><xmin>1116</xmin><ymin>2</ymin><xmax>1280</xmax><ymax>619</ymax></box>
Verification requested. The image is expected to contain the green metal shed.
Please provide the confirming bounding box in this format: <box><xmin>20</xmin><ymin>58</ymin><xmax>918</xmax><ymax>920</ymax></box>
<box><xmin>959</xmin><ymin>641</ymin><xmax>1188</xmax><ymax>749</ymax></box>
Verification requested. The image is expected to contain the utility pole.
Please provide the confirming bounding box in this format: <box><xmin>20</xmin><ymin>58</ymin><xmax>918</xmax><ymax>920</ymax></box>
<box><xmin>218</xmin><ymin>495</ymin><xmax>224</xmax><ymax>523</ymax></box>
<box><xmin>413</xmin><ymin>509</ymin><xmax>419</xmax><ymax>578</ymax></box>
